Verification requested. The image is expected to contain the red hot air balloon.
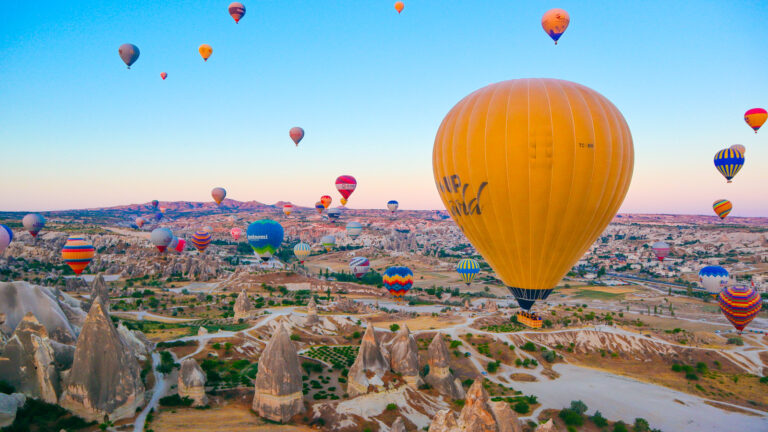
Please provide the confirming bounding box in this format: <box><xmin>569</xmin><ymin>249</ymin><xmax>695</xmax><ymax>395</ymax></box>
<box><xmin>231</xmin><ymin>227</ymin><xmax>242</xmax><ymax>241</ymax></box>
<box><xmin>175</xmin><ymin>238</ymin><xmax>186</xmax><ymax>253</ymax></box>
<box><xmin>744</xmin><ymin>108</ymin><xmax>767</xmax><ymax>133</ymax></box>
<box><xmin>289</xmin><ymin>127</ymin><xmax>305</xmax><ymax>146</ymax></box>
<box><xmin>228</xmin><ymin>2</ymin><xmax>246</xmax><ymax>23</ymax></box>
<box><xmin>160</xmin><ymin>72</ymin><xmax>167</xmax><ymax>80</ymax></box>
<box><xmin>335</xmin><ymin>175</ymin><xmax>357</xmax><ymax>206</ymax></box>
<box><xmin>320</xmin><ymin>195</ymin><xmax>332</xmax><ymax>209</ymax></box>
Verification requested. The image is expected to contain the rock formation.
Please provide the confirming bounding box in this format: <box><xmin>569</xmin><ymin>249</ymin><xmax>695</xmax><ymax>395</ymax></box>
<box><xmin>485</xmin><ymin>300</ymin><xmax>498</xmax><ymax>313</ymax></box>
<box><xmin>306</xmin><ymin>297</ymin><xmax>318</xmax><ymax>325</ymax></box>
<box><xmin>347</xmin><ymin>323</ymin><xmax>389</xmax><ymax>397</ymax></box>
<box><xmin>0</xmin><ymin>313</ymin><xmax>60</xmax><ymax>403</ymax></box>
<box><xmin>233</xmin><ymin>289</ymin><xmax>253</xmax><ymax>320</ymax></box>
<box><xmin>90</xmin><ymin>274</ymin><xmax>110</xmax><ymax>307</ymax></box>
<box><xmin>116</xmin><ymin>323</ymin><xmax>152</xmax><ymax>361</ymax></box>
<box><xmin>59</xmin><ymin>298</ymin><xmax>145</xmax><ymax>422</ymax></box>
<box><xmin>0</xmin><ymin>281</ymin><xmax>79</xmax><ymax>343</ymax></box>
<box><xmin>428</xmin><ymin>380</ymin><xmax>521</xmax><ymax>432</ymax></box>
<box><xmin>252</xmin><ymin>324</ymin><xmax>304</xmax><ymax>423</ymax></box>
<box><xmin>464</xmin><ymin>299</ymin><xmax>471</xmax><ymax>310</ymax></box>
<box><xmin>0</xmin><ymin>393</ymin><xmax>26</xmax><ymax>427</ymax></box>
<box><xmin>425</xmin><ymin>333</ymin><xmax>465</xmax><ymax>399</ymax></box>
<box><xmin>388</xmin><ymin>324</ymin><xmax>422</xmax><ymax>388</ymax></box>
<box><xmin>391</xmin><ymin>416</ymin><xmax>407</xmax><ymax>432</ymax></box>
<box><xmin>178</xmin><ymin>358</ymin><xmax>208</xmax><ymax>407</ymax></box>
<box><xmin>535</xmin><ymin>419</ymin><xmax>559</xmax><ymax>432</ymax></box>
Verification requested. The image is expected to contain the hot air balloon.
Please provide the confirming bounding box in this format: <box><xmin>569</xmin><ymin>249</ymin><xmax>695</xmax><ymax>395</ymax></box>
<box><xmin>61</xmin><ymin>236</ymin><xmax>95</xmax><ymax>275</ymax></box>
<box><xmin>394</xmin><ymin>1</ymin><xmax>404</xmax><ymax>13</ymax></box>
<box><xmin>160</xmin><ymin>207</ymin><xmax>167</xmax><ymax>214</ymax></box>
<box><xmin>155</xmin><ymin>212</ymin><xmax>163</xmax><ymax>222</ymax></box>
<box><xmin>199</xmin><ymin>44</ymin><xmax>213</xmax><ymax>62</ymax></box>
<box><xmin>0</xmin><ymin>225</ymin><xmax>12</xmax><ymax>255</ymax></box>
<box><xmin>320</xmin><ymin>195</ymin><xmax>332</xmax><ymax>209</ymax></box>
<box><xmin>321</xmin><ymin>235</ymin><xmax>336</xmax><ymax>252</ymax></box>
<box><xmin>346</xmin><ymin>221</ymin><xmax>363</xmax><ymax>239</ymax></box>
<box><xmin>160</xmin><ymin>72</ymin><xmax>167</xmax><ymax>80</ymax></box>
<box><xmin>315</xmin><ymin>202</ymin><xmax>325</xmax><ymax>214</ymax></box>
<box><xmin>118</xmin><ymin>43</ymin><xmax>140</xmax><ymax>69</ymax></box>
<box><xmin>350</xmin><ymin>257</ymin><xmax>370</xmax><ymax>278</ymax></box>
<box><xmin>151</xmin><ymin>228</ymin><xmax>173</xmax><ymax>252</ymax></box>
<box><xmin>175</xmin><ymin>238</ymin><xmax>187</xmax><ymax>253</ymax></box>
<box><xmin>456</xmin><ymin>258</ymin><xmax>480</xmax><ymax>287</ymax></box>
<box><xmin>433</xmin><ymin>78</ymin><xmax>634</xmax><ymax>312</ymax></box>
<box><xmin>652</xmin><ymin>241</ymin><xmax>670</xmax><ymax>261</ymax></box>
<box><xmin>714</xmin><ymin>148</ymin><xmax>744</xmax><ymax>183</ymax></box>
<box><xmin>718</xmin><ymin>285</ymin><xmax>762</xmax><ymax>332</ymax></box>
<box><xmin>293</xmin><ymin>242</ymin><xmax>311</xmax><ymax>263</ymax></box>
<box><xmin>190</xmin><ymin>230</ymin><xmax>212</xmax><ymax>252</ymax></box>
<box><xmin>730</xmin><ymin>144</ymin><xmax>746</xmax><ymax>154</ymax></box>
<box><xmin>744</xmin><ymin>108</ymin><xmax>767</xmax><ymax>133</ymax></box>
<box><xmin>247</xmin><ymin>220</ymin><xmax>284</xmax><ymax>261</ymax></box>
<box><xmin>231</xmin><ymin>227</ymin><xmax>242</xmax><ymax>241</ymax></box>
<box><xmin>335</xmin><ymin>175</ymin><xmax>357</xmax><ymax>205</ymax></box>
<box><xmin>327</xmin><ymin>208</ymin><xmax>341</xmax><ymax>222</ymax></box>
<box><xmin>22</xmin><ymin>214</ymin><xmax>46</xmax><ymax>238</ymax></box>
<box><xmin>699</xmin><ymin>266</ymin><xmax>729</xmax><ymax>294</ymax></box>
<box><xmin>289</xmin><ymin>127</ymin><xmax>305</xmax><ymax>146</ymax></box>
<box><xmin>167</xmin><ymin>236</ymin><xmax>179</xmax><ymax>252</ymax></box>
<box><xmin>541</xmin><ymin>9</ymin><xmax>570</xmax><ymax>45</ymax></box>
<box><xmin>712</xmin><ymin>199</ymin><xmax>732</xmax><ymax>220</ymax></box>
<box><xmin>135</xmin><ymin>217</ymin><xmax>146</xmax><ymax>228</ymax></box>
<box><xmin>228</xmin><ymin>2</ymin><xmax>246</xmax><ymax>23</ymax></box>
<box><xmin>151</xmin><ymin>200</ymin><xmax>159</xmax><ymax>209</ymax></box>
<box><xmin>212</xmin><ymin>187</ymin><xmax>227</xmax><ymax>206</ymax></box>
<box><xmin>283</xmin><ymin>204</ymin><xmax>294</xmax><ymax>217</ymax></box>
<box><xmin>383</xmin><ymin>266</ymin><xmax>413</xmax><ymax>300</ymax></box>
<box><xmin>387</xmin><ymin>200</ymin><xmax>399</xmax><ymax>213</ymax></box>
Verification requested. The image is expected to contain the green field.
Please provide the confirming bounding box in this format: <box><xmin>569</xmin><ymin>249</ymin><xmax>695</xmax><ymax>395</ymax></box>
<box><xmin>572</xmin><ymin>289</ymin><xmax>625</xmax><ymax>300</ymax></box>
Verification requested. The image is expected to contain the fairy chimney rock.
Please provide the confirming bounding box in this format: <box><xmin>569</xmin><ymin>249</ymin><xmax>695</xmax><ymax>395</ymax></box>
<box><xmin>388</xmin><ymin>324</ymin><xmax>422</xmax><ymax>388</ymax></box>
<box><xmin>425</xmin><ymin>333</ymin><xmax>465</xmax><ymax>399</ymax></box>
<box><xmin>306</xmin><ymin>297</ymin><xmax>318</xmax><ymax>325</ymax></box>
<box><xmin>90</xmin><ymin>274</ymin><xmax>109</xmax><ymax>307</ymax></box>
<box><xmin>347</xmin><ymin>323</ymin><xmax>389</xmax><ymax>397</ymax></box>
<box><xmin>252</xmin><ymin>324</ymin><xmax>304</xmax><ymax>423</ymax></box>
<box><xmin>178</xmin><ymin>358</ymin><xmax>208</xmax><ymax>407</ymax></box>
<box><xmin>234</xmin><ymin>289</ymin><xmax>253</xmax><ymax>320</ymax></box>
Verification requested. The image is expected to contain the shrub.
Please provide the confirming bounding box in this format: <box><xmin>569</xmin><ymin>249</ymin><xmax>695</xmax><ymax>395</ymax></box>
<box><xmin>486</xmin><ymin>361</ymin><xmax>499</xmax><ymax>373</ymax></box>
<box><xmin>159</xmin><ymin>394</ymin><xmax>194</xmax><ymax>407</ymax></box>
<box><xmin>386</xmin><ymin>403</ymin><xmax>397</xmax><ymax>411</ymax></box>
<box><xmin>570</xmin><ymin>400</ymin><xmax>588</xmax><ymax>415</ymax></box>
<box><xmin>613</xmin><ymin>421</ymin><xmax>629</xmax><ymax>432</ymax></box>
<box><xmin>695</xmin><ymin>362</ymin><xmax>708</xmax><ymax>373</ymax></box>
<box><xmin>449</xmin><ymin>340</ymin><xmax>463</xmax><ymax>349</ymax></box>
<box><xmin>684</xmin><ymin>372</ymin><xmax>698</xmax><ymax>381</ymax></box>
<box><xmin>390</xmin><ymin>324</ymin><xmax>400</xmax><ymax>332</ymax></box>
<box><xmin>558</xmin><ymin>409</ymin><xmax>583</xmax><ymax>426</ymax></box>
<box><xmin>591</xmin><ymin>410</ymin><xmax>608</xmax><ymax>427</ymax></box>
<box><xmin>520</xmin><ymin>342</ymin><xmax>536</xmax><ymax>352</ymax></box>
<box><xmin>513</xmin><ymin>401</ymin><xmax>529</xmax><ymax>414</ymax></box>
<box><xmin>290</xmin><ymin>334</ymin><xmax>301</xmax><ymax>341</ymax></box>
<box><xmin>0</xmin><ymin>380</ymin><xmax>15</xmax><ymax>394</ymax></box>
<box><xmin>727</xmin><ymin>337</ymin><xmax>744</xmax><ymax>346</ymax></box>
<box><xmin>542</xmin><ymin>350</ymin><xmax>556</xmax><ymax>363</ymax></box>
<box><xmin>634</xmin><ymin>418</ymin><xmax>650</xmax><ymax>432</ymax></box>
<box><xmin>671</xmin><ymin>363</ymin><xmax>682</xmax><ymax>372</ymax></box>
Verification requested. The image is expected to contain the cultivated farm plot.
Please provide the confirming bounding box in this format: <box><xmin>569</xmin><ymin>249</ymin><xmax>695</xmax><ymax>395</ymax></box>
<box><xmin>304</xmin><ymin>345</ymin><xmax>359</xmax><ymax>369</ymax></box>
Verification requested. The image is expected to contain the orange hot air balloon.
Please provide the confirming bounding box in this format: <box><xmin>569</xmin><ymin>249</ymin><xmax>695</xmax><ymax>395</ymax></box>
<box><xmin>744</xmin><ymin>108</ymin><xmax>767</xmax><ymax>133</ymax></box>
<box><xmin>320</xmin><ymin>195</ymin><xmax>332</xmax><ymax>209</ymax></box>
<box><xmin>199</xmin><ymin>44</ymin><xmax>213</xmax><ymax>62</ymax></box>
<box><xmin>61</xmin><ymin>236</ymin><xmax>95</xmax><ymax>275</ymax></box>
<box><xmin>394</xmin><ymin>1</ymin><xmax>404</xmax><ymax>14</ymax></box>
<box><xmin>160</xmin><ymin>72</ymin><xmax>167</xmax><ymax>80</ymax></box>
<box><xmin>542</xmin><ymin>8</ymin><xmax>570</xmax><ymax>45</ymax></box>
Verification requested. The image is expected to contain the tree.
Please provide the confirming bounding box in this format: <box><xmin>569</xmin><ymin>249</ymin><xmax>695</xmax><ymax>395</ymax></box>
<box><xmin>634</xmin><ymin>418</ymin><xmax>650</xmax><ymax>432</ymax></box>
<box><xmin>570</xmin><ymin>400</ymin><xmax>588</xmax><ymax>415</ymax></box>
<box><xmin>591</xmin><ymin>411</ymin><xmax>608</xmax><ymax>427</ymax></box>
<box><xmin>390</xmin><ymin>324</ymin><xmax>400</xmax><ymax>333</ymax></box>
<box><xmin>613</xmin><ymin>421</ymin><xmax>629</xmax><ymax>432</ymax></box>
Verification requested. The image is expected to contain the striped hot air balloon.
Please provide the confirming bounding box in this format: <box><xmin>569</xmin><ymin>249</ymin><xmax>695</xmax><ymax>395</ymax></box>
<box><xmin>283</xmin><ymin>204</ymin><xmax>294</xmax><ymax>217</ymax></box>
<box><xmin>315</xmin><ymin>201</ymin><xmax>325</xmax><ymax>214</ymax></box>
<box><xmin>190</xmin><ymin>230</ymin><xmax>212</xmax><ymax>252</ymax></box>
<box><xmin>346</xmin><ymin>221</ymin><xmax>363</xmax><ymax>239</ymax></box>
<box><xmin>320</xmin><ymin>195</ymin><xmax>332</xmax><ymax>209</ymax></box>
<box><xmin>335</xmin><ymin>175</ymin><xmax>357</xmax><ymax>205</ymax></box>
<box><xmin>714</xmin><ymin>148</ymin><xmax>744</xmax><ymax>183</ymax></box>
<box><xmin>712</xmin><ymin>199</ymin><xmax>732</xmax><ymax>220</ymax></box>
<box><xmin>652</xmin><ymin>241</ymin><xmax>670</xmax><ymax>261</ymax></box>
<box><xmin>456</xmin><ymin>258</ymin><xmax>480</xmax><ymax>286</ymax></box>
<box><xmin>61</xmin><ymin>236</ymin><xmax>95</xmax><ymax>275</ymax></box>
<box><xmin>321</xmin><ymin>235</ymin><xmax>336</xmax><ymax>252</ymax></box>
<box><xmin>350</xmin><ymin>257</ymin><xmax>370</xmax><ymax>278</ymax></box>
<box><xmin>744</xmin><ymin>108</ymin><xmax>767</xmax><ymax>133</ymax></box>
<box><xmin>383</xmin><ymin>266</ymin><xmax>413</xmax><ymax>300</ymax></box>
<box><xmin>699</xmin><ymin>266</ymin><xmax>729</xmax><ymax>294</ymax></box>
<box><xmin>293</xmin><ymin>242</ymin><xmax>311</xmax><ymax>263</ymax></box>
<box><xmin>228</xmin><ymin>2</ymin><xmax>246</xmax><ymax>23</ymax></box>
<box><xmin>718</xmin><ymin>285</ymin><xmax>762</xmax><ymax>332</ymax></box>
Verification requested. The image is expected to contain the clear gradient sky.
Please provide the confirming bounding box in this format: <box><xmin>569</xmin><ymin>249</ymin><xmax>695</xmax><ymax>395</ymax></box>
<box><xmin>1</xmin><ymin>1</ymin><xmax>767</xmax><ymax>215</ymax></box>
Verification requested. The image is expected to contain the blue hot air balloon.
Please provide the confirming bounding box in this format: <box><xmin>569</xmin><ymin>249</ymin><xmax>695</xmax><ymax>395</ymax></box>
<box><xmin>456</xmin><ymin>258</ymin><xmax>480</xmax><ymax>286</ymax></box>
<box><xmin>714</xmin><ymin>148</ymin><xmax>744</xmax><ymax>183</ymax></box>
<box><xmin>699</xmin><ymin>266</ymin><xmax>729</xmax><ymax>294</ymax></box>
<box><xmin>118</xmin><ymin>43</ymin><xmax>140</xmax><ymax>69</ymax></box>
<box><xmin>247</xmin><ymin>220</ymin><xmax>284</xmax><ymax>261</ymax></box>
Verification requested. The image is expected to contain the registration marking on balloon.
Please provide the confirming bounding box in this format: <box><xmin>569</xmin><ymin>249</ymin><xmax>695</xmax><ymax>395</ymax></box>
<box><xmin>436</xmin><ymin>174</ymin><xmax>487</xmax><ymax>217</ymax></box>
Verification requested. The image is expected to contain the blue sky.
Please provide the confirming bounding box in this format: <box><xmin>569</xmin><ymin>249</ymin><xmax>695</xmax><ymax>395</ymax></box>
<box><xmin>1</xmin><ymin>0</ymin><xmax>767</xmax><ymax>215</ymax></box>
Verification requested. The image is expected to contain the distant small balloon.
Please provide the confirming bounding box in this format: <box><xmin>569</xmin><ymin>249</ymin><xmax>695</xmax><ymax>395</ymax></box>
<box><xmin>652</xmin><ymin>241</ymin><xmax>670</xmax><ymax>261</ymax></box>
<box><xmin>228</xmin><ymin>2</ymin><xmax>246</xmax><ymax>23</ymax></box>
<box><xmin>231</xmin><ymin>227</ymin><xmax>242</xmax><ymax>241</ymax></box>
<box><xmin>327</xmin><ymin>208</ymin><xmax>341</xmax><ymax>221</ymax></box>
<box><xmin>394</xmin><ymin>1</ymin><xmax>404</xmax><ymax>14</ymax></box>
<box><xmin>247</xmin><ymin>220</ymin><xmax>284</xmax><ymax>261</ymax></box>
<box><xmin>712</xmin><ymin>199</ymin><xmax>732</xmax><ymax>220</ymax></box>
<box><xmin>350</xmin><ymin>257</ymin><xmax>370</xmax><ymax>278</ymax></box>
<box><xmin>714</xmin><ymin>148</ymin><xmax>744</xmax><ymax>183</ymax></box>
<box><xmin>346</xmin><ymin>221</ymin><xmax>363</xmax><ymax>239</ymax></box>
<box><xmin>320</xmin><ymin>195</ymin><xmax>332</xmax><ymax>209</ymax></box>
<box><xmin>744</xmin><ymin>108</ymin><xmax>767</xmax><ymax>133</ymax></box>
<box><xmin>293</xmin><ymin>242</ymin><xmax>311</xmax><ymax>263</ymax></box>
<box><xmin>289</xmin><ymin>127</ymin><xmax>305</xmax><ymax>146</ymax></box>
<box><xmin>335</xmin><ymin>175</ymin><xmax>357</xmax><ymax>204</ymax></box>
<box><xmin>387</xmin><ymin>200</ymin><xmax>399</xmax><ymax>213</ymax></box>
<box><xmin>718</xmin><ymin>285</ymin><xmax>762</xmax><ymax>332</ymax></box>
<box><xmin>135</xmin><ymin>217</ymin><xmax>145</xmax><ymax>228</ymax></box>
<box><xmin>541</xmin><ymin>9</ymin><xmax>570</xmax><ymax>45</ymax></box>
<box><xmin>151</xmin><ymin>200</ymin><xmax>159</xmax><ymax>209</ymax></box>
<box><xmin>283</xmin><ymin>204</ymin><xmax>294</xmax><ymax>217</ymax></box>
<box><xmin>212</xmin><ymin>187</ymin><xmax>227</xmax><ymax>206</ymax></box>
<box><xmin>383</xmin><ymin>266</ymin><xmax>413</xmax><ymax>300</ymax></box>
<box><xmin>22</xmin><ymin>214</ymin><xmax>46</xmax><ymax>237</ymax></box>
<box><xmin>151</xmin><ymin>228</ymin><xmax>174</xmax><ymax>252</ymax></box>
<box><xmin>730</xmin><ymin>144</ymin><xmax>746</xmax><ymax>154</ymax></box>
<box><xmin>699</xmin><ymin>266</ymin><xmax>729</xmax><ymax>294</ymax></box>
<box><xmin>315</xmin><ymin>201</ymin><xmax>324</xmax><ymax>214</ymax></box>
<box><xmin>0</xmin><ymin>225</ymin><xmax>13</xmax><ymax>255</ymax></box>
<box><xmin>321</xmin><ymin>235</ymin><xmax>336</xmax><ymax>252</ymax></box>
<box><xmin>160</xmin><ymin>72</ymin><xmax>167</xmax><ymax>80</ymax></box>
<box><xmin>118</xmin><ymin>43</ymin><xmax>140</xmax><ymax>69</ymax></box>
<box><xmin>199</xmin><ymin>44</ymin><xmax>213</xmax><ymax>62</ymax></box>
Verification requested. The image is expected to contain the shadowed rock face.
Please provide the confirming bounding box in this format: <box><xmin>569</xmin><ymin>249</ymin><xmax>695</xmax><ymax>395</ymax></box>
<box><xmin>0</xmin><ymin>282</ymin><xmax>78</xmax><ymax>343</ymax></box>
<box><xmin>178</xmin><ymin>358</ymin><xmax>208</xmax><ymax>407</ymax></box>
<box><xmin>233</xmin><ymin>289</ymin><xmax>253</xmax><ymax>320</ymax></box>
<box><xmin>428</xmin><ymin>380</ymin><xmax>522</xmax><ymax>432</ymax></box>
<box><xmin>90</xmin><ymin>274</ymin><xmax>110</xmax><ymax>307</ymax></box>
<box><xmin>391</xmin><ymin>416</ymin><xmax>407</xmax><ymax>432</ymax></box>
<box><xmin>534</xmin><ymin>419</ymin><xmax>558</xmax><ymax>431</ymax></box>
<box><xmin>59</xmin><ymin>298</ymin><xmax>144</xmax><ymax>422</ymax></box>
<box><xmin>428</xmin><ymin>410</ymin><xmax>459</xmax><ymax>432</ymax></box>
<box><xmin>305</xmin><ymin>297</ymin><xmax>318</xmax><ymax>325</ymax></box>
<box><xmin>425</xmin><ymin>333</ymin><xmax>465</xmax><ymax>400</ymax></box>
<box><xmin>347</xmin><ymin>323</ymin><xmax>389</xmax><ymax>397</ymax></box>
<box><xmin>388</xmin><ymin>324</ymin><xmax>422</xmax><ymax>387</ymax></box>
<box><xmin>0</xmin><ymin>313</ymin><xmax>60</xmax><ymax>403</ymax></box>
<box><xmin>252</xmin><ymin>324</ymin><xmax>304</xmax><ymax>423</ymax></box>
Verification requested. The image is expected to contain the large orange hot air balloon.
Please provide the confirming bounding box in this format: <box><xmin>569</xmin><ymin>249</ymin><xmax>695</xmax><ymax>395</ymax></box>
<box><xmin>320</xmin><ymin>195</ymin><xmax>332</xmax><ymax>209</ymax></box>
<box><xmin>744</xmin><ymin>108</ymin><xmax>767</xmax><ymax>133</ymax></box>
<box><xmin>541</xmin><ymin>9</ymin><xmax>570</xmax><ymax>45</ymax></box>
<box><xmin>433</xmin><ymin>79</ymin><xmax>633</xmax><ymax>311</ymax></box>
<box><xmin>199</xmin><ymin>44</ymin><xmax>213</xmax><ymax>62</ymax></box>
<box><xmin>394</xmin><ymin>1</ymin><xmax>404</xmax><ymax>14</ymax></box>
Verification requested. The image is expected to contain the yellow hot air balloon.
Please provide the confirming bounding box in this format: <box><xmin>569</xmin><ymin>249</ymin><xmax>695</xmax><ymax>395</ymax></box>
<box><xmin>433</xmin><ymin>78</ymin><xmax>634</xmax><ymax>311</ymax></box>
<box><xmin>199</xmin><ymin>44</ymin><xmax>213</xmax><ymax>61</ymax></box>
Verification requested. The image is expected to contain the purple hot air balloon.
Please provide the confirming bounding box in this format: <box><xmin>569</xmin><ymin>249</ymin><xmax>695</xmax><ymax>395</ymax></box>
<box><xmin>118</xmin><ymin>44</ymin><xmax>140</xmax><ymax>69</ymax></box>
<box><xmin>228</xmin><ymin>2</ymin><xmax>246</xmax><ymax>23</ymax></box>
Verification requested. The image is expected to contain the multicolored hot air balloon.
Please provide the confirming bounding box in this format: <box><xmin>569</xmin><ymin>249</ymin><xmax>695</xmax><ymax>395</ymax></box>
<box><xmin>191</xmin><ymin>230</ymin><xmax>212</xmax><ymax>252</ymax></box>
<box><xmin>712</xmin><ymin>199</ymin><xmax>732</xmax><ymax>220</ymax></box>
<box><xmin>211</xmin><ymin>187</ymin><xmax>226</xmax><ymax>206</ymax></box>
<box><xmin>541</xmin><ymin>9</ymin><xmax>570</xmax><ymax>45</ymax></box>
<box><xmin>383</xmin><ymin>266</ymin><xmax>413</xmax><ymax>300</ymax></box>
<box><xmin>135</xmin><ymin>217</ymin><xmax>146</xmax><ymax>228</ymax></box>
<box><xmin>118</xmin><ymin>43</ymin><xmax>140</xmax><ymax>69</ymax></box>
<box><xmin>350</xmin><ymin>257</ymin><xmax>370</xmax><ymax>278</ymax></box>
<box><xmin>652</xmin><ymin>241</ymin><xmax>670</xmax><ymax>261</ymax></box>
<box><xmin>247</xmin><ymin>220</ymin><xmax>284</xmax><ymax>261</ymax></box>
<box><xmin>283</xmin><ymin>204</ymin><xmax>294</xmax><ymax>217</ymax></box>
<box><xmin>315</xmin><ymin>201</ymin><xmax>325</xmax><ymax>214</ymax></box>
<box><xmin>456</xmin><ymin>258</ymin><xmax>480</xmax><ymax>287</ymax></box>
<box><xmin>151</xmin><ymin>200</ymin><xmax>159</xmax><ymax>209</ymax></box>
<box><xmin>327</xmin><ymin>208</ymin><xmax>341</xmax><ymax>222</ymax></box>
<box><xmin>0</xmin><ymin>225</ymin><xmax>13</xmax><ymax>255</ymax></box>
<box><xmin>151</xmin><ymin>228</ymin><xmax>174</xmax><ymax>252</ymax></box>
<box><xmin>160</xmin><ymin>72</ymin><xmax>167</xmax><ymax>80</ymax></box>
<box><xmin>199</xmin><ymin>44</ymin><xmax>213</xmax><ymax>62</ymax></box>
<box><xmin>175</xmin><ymin>238</ymin><xmax>186</xmax><ymax>253</ymax></box>
<box><xmin>346</xmin><ymin>221</ymin><xmax>363</xmax><ymax>239</ymax></box>
<box><xmin>61</xmin><ymin>236</ymin><xmax>95</xmax><ymax>275</ymax></box>
<box><xmin>394</xmin><ymin>1</ymin><xmax>404</xmax><ymax>14</ymax></box>
<box><xmin>718</xmin><ymin>285</ymin><xmax>762</xmax><ymax>332</ymax></box>
<box><xmin>433</xmin><ymin>79</ymin><xmax>634</xmax><ymax>311</ymax></box>
<box><xmin>167</xmin><ymin>236</ymin><xmax>179</xmax><ymax>252</ymax></box>
<box><xmin>289</xmin><ymin>127</ymin><xmax>304</xmax><ymax>146</ymax></box>
<box><xmin>744</xmin><ymin>108</ymin><xmax>767</xmax><ymax>133</ymax></box>
<box><xmin>228</xmin><ymin>2</ymin><xmax>246</xmax><ymax>23</ymax></box>
<box><xmin>321</xmin><ymin>235</ymin><xmax>336</xmax><ymax>252</ymax></box>
<box><xmin>335</xmin><ymin>175</ymin><xmax>357</xmax><ymax>205</ymax></box>
<box><xmin>699</xmin><ymin>266</ymin><xmax>729</xmax><ymax>294</ymax></box>
<box><xmin>320</xmin><ymin>195</ymin><xmax>332</xmax><ymax>209</ymax></box>
<box><xmin>714</xmin><ymin>148</ymin><xmax>744</xmax><ymax>183</ymax></box>
<box><xmin>293</xmin><ymin>242</ymin><xmax>311</xmax><ymax>263</ymax></box>
<box><xmin>387</xmin><ymin>200</ymin><xmax>399</xmax><ymax>213</ymax></box>
<box><xmin>230</xmin><ymin>227</ymin><xmax>242</xmax><ymax>241</ymax></box>
<box><xmin>730</xmin><ymin>144</ymin><xmax>746</xmax><ymax>154</ymax></box>
<box><xmin>22</xmin><ymin>214</ymin><xmax>46</xmax><ymax>238</ymax></box>
<box><xmin>159</xmin><ymin>207</ymin><xmax>167</xmax><ymax>214</ymax></box>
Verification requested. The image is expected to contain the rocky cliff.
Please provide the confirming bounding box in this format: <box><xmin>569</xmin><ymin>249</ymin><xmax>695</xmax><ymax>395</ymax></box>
<box><xmin>252</xmin><ymin>324</ymin><xmax>304</xmax><ymax>423</ymax></box>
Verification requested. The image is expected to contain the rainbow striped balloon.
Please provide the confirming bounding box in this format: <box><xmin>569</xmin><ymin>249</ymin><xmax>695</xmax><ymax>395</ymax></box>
<box><xmin>61</xmin><ymin>236</ymin><xmax>95</xmax><ymax>275</ymax></box>
<box><xmin>456</xmin><ymin>258</ymin><xmax>480</xmax><ymax>286</ymax></box>
<box><xmin>717</xmin><ymin>285</ymin><xmax>762</xmax><ymax>331</ymax></box>
<box><xmin>383</xmin><ymin>266</ymin><xmax>413</xmax><ymax>300</ymax></box>
<box><xmin>190</xmin><ymin>230</ymin><xmax>212</xmax><ymax>252</ymax></box>
<box><xmin>714</xmin><ymin>148</ymin><xmax>744</xmax><ymax>183</ymax></box>
<box><xmin>712</xmin><ymin>199</ymin><xmax>732</xmax><ymax>220</ymax></box>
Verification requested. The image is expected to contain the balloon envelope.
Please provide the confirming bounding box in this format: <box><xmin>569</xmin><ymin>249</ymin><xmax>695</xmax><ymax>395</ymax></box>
<box><xmin>327</xmin><ymin>208</ymin><xmax>341</xmax><ymax>221</ymax></box>
<box><xmin>293</xmin><ymin>242</ymin><xmax>311</xmax><ymax>262</ymax></box>
<box><xmin>712</xmin><ymin>199</ymin><xmax>732</xmax><ymax>220</ymax></box>
<box><xmin>315</xmin><ymin>202</ymin><xmax>324</xmax><ymax>214</ymax></box>
<box><xmin>167</xmin><ymin>236</ymin><xmax>179</xmax><ymax>251</ymax></box>
<box><xmin>718</xmin><ymin>285</ymin><xmax>761</xmax><ymax>331</ymax></box>
<box><xmin>394</xmin><ymin>1</ymin><xmax>404</xmax><ymax>13</ymax></box>
<box><xmin>289</xmin><ymin>127</ymin><xmax>305</xmax><ymax>146</ymax></box>
<box><xmin>151</xmin><ymin>228</ymin><xmax>174</xmax><ymax>252</ymax></box>
<box><xmin>335</xmin><ymin>175</ymin><xmax>357</xmax><ymax>201</ymax></box>
<box><xmin>212</xmin><ymin>187</ymin><xmax>226</xmax><ymax>205</ymax></box>
<box><xmin>230</xmin><ymin>228</ymin><xmax>242</xmax><ymax>241</ymax></box>
<box><xmin>433</xmin><ymin>78</ymin><xmax>633</xmax><ymax>311</ymax></box>
<box><xmin>541</xmin><ymin>9</ymin><xmax>570</xmax><ymax>44</ymax></box>
<box><xmin>199</xmin><ymin>44</ymin><xmax>213</xmax><ymax>61</ymax></box>
<box><xmin>135</xmin><ymin>217</ymin><xmax>146</xmax><ymax>228</ymax></box>
<box><xmin>320</xmin><ymin>195</ymin><xmax>332</xmax><ymax>209</ymax></box>
<box><xmin>247</xmin><ymin>220</ymin><xmax>284</xmax><ymax>261</ymax></box>
<box><xmin>160</xmin><ymin>72</ymin><xmax>167</xmax><ymax>80</ymax></box>
<box><xmin>190</xmin><ymin>230</ymin><xmax>212</xmax><ymax>252</ymax></box>
<box><xmin>744</xmin><ymin>108</ymin><xmax>767</xmax><ymax>133</ymax></box>
<box><xmin>175</xmin><ymin>238</ymin><xmax>186</xmax><ymax>253</ymax></box>
<box><xmin>714</xmin><ymin>148</ymin><xmax>744</xmax><ymax>183</ymax></box>
<box><xmin>283</xmin><ymin>204</ymin><xmax>294</xmax><ymax>217</ymax></box>
<box><xmin>22</xmin><ymin>214</ymin><xmax>46</xmax><ymax>237</ymax></box>
<box><xmin>151</xmin><ymin>200</ymin><xmax>159</xmax><ymax>208</ymax></box>
<box><xmin>456</xmin><ymin>258</ymin><xmax>480</xmax><ymax>286</ymax></box>
<box><xmin>699</xmin><ymin>266</ymin><xmax>729</xmax><ymax>294</ymax></box>
<box><xmin>346</xmin><ymin>221</ymin><xmax>363</xmax><ymax>239</ymax></box>
<box><xmin>118</xmin><ymin>43</ymin><xmax>140</xmax><ymax>68</ymax></box>
<box><xmin>228</xmin><ymin>2</ymin><xmax>246</xmax><ymax>23</ymax></box>
<box><xmin>652</xmin><ymin>241</ymin><xmax>670</xmax><ymax>261</ymax></box>
<box><xmin>0</xmin><ymin>225</ymin><xmax>12</xmax><ymax>254</ymax></box>
<box><xmin>730</xmin><ymin>144</ymin><xmax>746</xmax><ymax>154</ymax></box>
<box><xmin>350</xmin><ymin>257</ymin><xmax>370</xmax><ymax>278</ymax></box>
<box><xmin>321</xmin><ymin>235</ymin><xmax>336</xmax><ymax>251</ymax></box>
<box><xmin>61</xmin><ymin>236</ymin><xmax>95</xmax><ymax>275</ymax></box>
<box><xmin>383</xmin><ymin>266</ymin><xmax>413</xmax><ymax>299</ymax></box>
<box><xmin>387</xmin><ymin>200</ymin><xmax>399</xmax><ymax>212</ymax></box>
